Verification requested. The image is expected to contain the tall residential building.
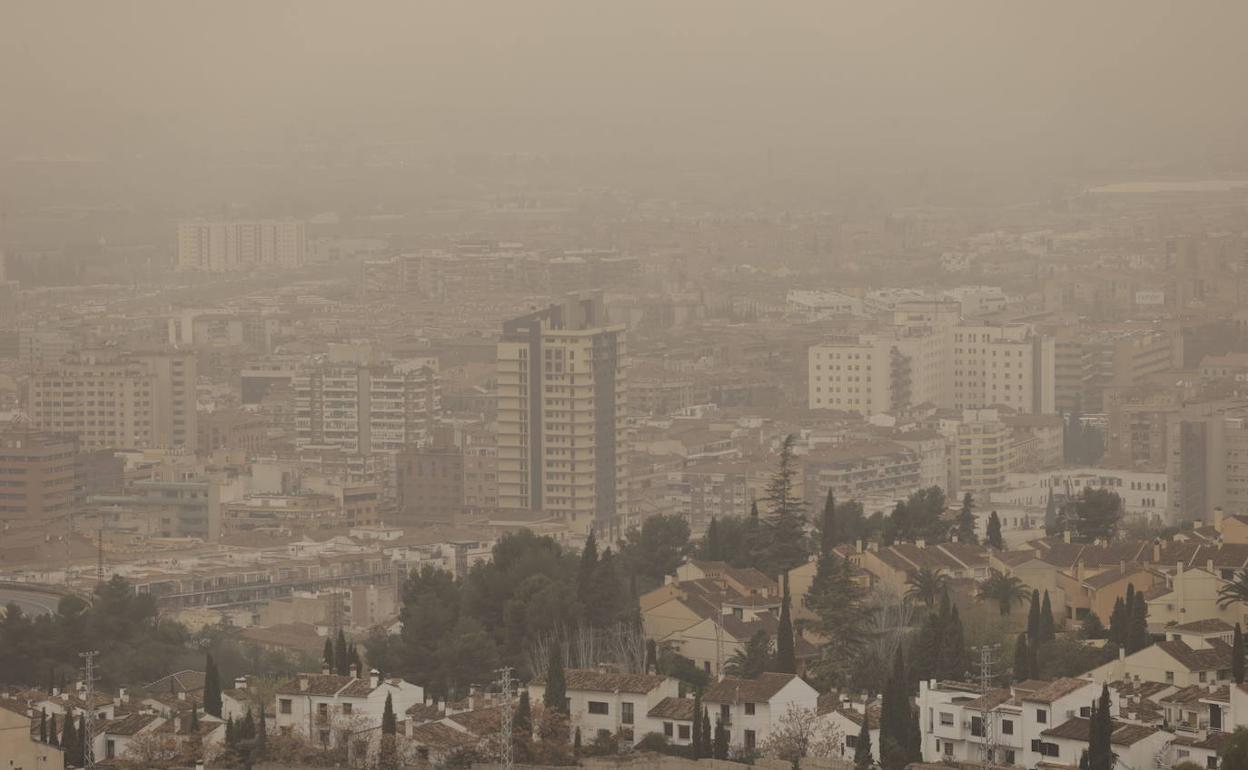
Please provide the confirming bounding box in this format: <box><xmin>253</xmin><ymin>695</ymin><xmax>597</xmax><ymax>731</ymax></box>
<box><xmin>808</xmin><ymin>314</ymin><xmax>1055</xmax><ymax>417</ymax></box>
<box><xmin>0</xmin><ymin>427</ymin><xmax>79</xmax><ymax>523</ymax></box>
<box><xmin>496</xmin><ymin>293</ymin><xmax>627</xmax><ymax>536</ymax></box>
<box><xmin>25</xmin><ymin>350</ymin><xmax>198</xmax><ymax>450</ymax></box>
<box><xmin>176</xmin><ymin>219</ymin><xmax>306</xmax><ymax>272</ymax></box>
<box><xmin>1165</xmin><ymin>400</ymin><xmax>1248</xmax><ymax>525</ymax></box>
<box><xmin>294</xmin><ymin>361</ymin><xmax>439</xmax><ymax>453</ymax></box>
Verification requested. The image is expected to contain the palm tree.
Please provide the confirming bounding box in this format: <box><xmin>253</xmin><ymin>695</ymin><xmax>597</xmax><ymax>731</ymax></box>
<box><xmin>724</xmin><ymin>629</ymin><xmax>772</xmax><ymax>678</ymax></box>
<box><xmin>1219</xmin><ymin>569</ymin><xmax>1248</xmax><ymax>608</ymax></box>
<box><xmin>977</xmin><ymin>571</ymin><xmax>1031</xmax><ymax>616</ymax></box>
<box><xmin>905</xmin><ymin>568</ymin><xmax>949</xmax><ymax>608</ymax></box>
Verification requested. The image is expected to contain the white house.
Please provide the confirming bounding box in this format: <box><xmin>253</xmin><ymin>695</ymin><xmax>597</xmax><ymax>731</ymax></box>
<box><xmin>94</xmin><ymin>712</ymin><xmax>163</xmax><ymax>763</ymax></box>
<box><xmin>1040</xmin><ymin>716</ymin><xmax>1168</xmax><ymax>770</ymax></box>
<box><xmin>527</xmin><ymin>669</ymin><xmax>680</xmax><ymax>745</ymax></box>
<box><xmin>702</xmin><ymin>672</ymin><xmax>819</xmax><ymax>753</ymax></box>
<box><xmin>1089</xmin><ymin>633</ymin><xmax>1233</xmax><ymax>688</ymax></box>
<box><xmin>822</xmin><ymin>703</ymin><xmax>880</xmax><ymax>764</ymax></box>
<box><xmin>274</xmin><ymin>667</ymin><xmax>424</xmax><ymax>749</ymax></box>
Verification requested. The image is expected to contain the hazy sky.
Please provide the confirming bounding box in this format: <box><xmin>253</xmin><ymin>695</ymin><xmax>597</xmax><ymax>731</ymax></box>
<box><xmin>3</xmin><ymin>1</ymin><xmax>1247</xmax><ymax>162</ymax></box>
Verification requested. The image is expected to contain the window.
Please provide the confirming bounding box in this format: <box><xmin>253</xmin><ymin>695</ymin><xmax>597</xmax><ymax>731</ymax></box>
<box><xmin>1209</xmin><ymin>757</ymin><xmax>1219</xmax><ymax>769</ymax></box>
<box><xmin>1080</xmin><ymin>706</ymin><xmax>1091</xmax><ymax>718</ymax></box>
<box><xmin>664</xmin><ymin>722</ymin><xmax>673</xmax><ymax>737</ymax></box>
<box><xmin>1005</xmin><ymin>750</ymin><xmax>1016</xmax><ymax>765</ymax></box>
<box><xmin>745</xmin><ymin>702</ymin><xmax>756</xmax><ymax>716</ymax></box>
<box><xmin>342</xmin><ymin>702</ymin><xmax>353</xmax><ymax>715</ymax></box>
<box><xmin>319</xmin><ymin>729</ymin><xmax>331</xmax><ymax>746</ymax></box>
<box><xmin>106</xmin><ymin>738</ymin><xmax>116</xmax><ymax>759</ymax></box>
<box><xmin>588</xmin><ymin>701</ymin><xmax>609</xmax><ymax>715</ymax></box>
<box><xmin>1036</xmin><ymin>709</ymin><xmax>1047</xmax><ymax>724</ymax></box>
<box><xmin>940</xmin><ymin>712</ymin><xmax>955</xmax><ymax>726</ymax></box>
<box><xmin>971</xmin><ymin>716</ymin><xmax>984</xmax><ymax>737</ymax></box>
<box><xmin>847</xmin><ymin>735</ymin><xmax>859</xmax><ymax>749</ymax></box>
<box><xmin>1166</xmin><ymin>671</ymin><xmax>1175</xmax><ymax>684</ymax></box>
<box><xmin>622</xmin><ymin>702</ymin><xmax>634</xmax><ymax>725</ymax></box>
<box><xmin>745</xmin><ymin>730</ymin><xmax>757</xmax><ymax>750</ymax></box>
<box><xmin>679</xmin><ymin>724</ymin><xmax>690</xmax><ymax>740</ymax></box>
<box><xmin>279</xmin><ymin>698</ymin><xmax>292</xmax><ymax>714</ymax></box>
<box><xmin>1002</xmin><ymin>719</ymin><xmax>1014</xmax><ymax>735</ymax></box>
<box><xmin>1030</xmin><ymin>742</ymin><xmax>1060</xmax><ymax>758</ymax></box>
<box><xmin>722</xmin><ymin>705</ymin><xmax>731</xmax><ymax>723</ymax></box>
<box><xmin>317</xmin><ymin>703</ymin><xmax>329</xmax><ymax>722</ymax></box>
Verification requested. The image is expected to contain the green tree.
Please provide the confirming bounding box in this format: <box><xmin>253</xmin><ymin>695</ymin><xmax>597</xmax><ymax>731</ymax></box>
<box><xmin>204</xmin><ymin>652</ymin><xmax>223</xmax><ymax>717</ymax></box>
<box><xmin>1072</xmin><ymin>488</ymin><xmax>1122</xmax><ymax>543</ymax></box>
<box><xmin>39</xmin><ymin>709</ymin><xmax>46</xmax><ymax>743</ymax></box>
<box><xmin>334</xmin><ymin>628</ymin><xmax>349</xmax><ymax>675</ymax></box>
<box><xmin>774</xmin><ymin>575</ymin><xmax>797</xmax><ymax>674</ymax></box>
<box><xmin>1108</xmin><ymin>596</ymin><xmax>1128</xmax><ymax>646</ymax></box>
<box><xmin>702</xmin><ymin>517</ymin><xmax>722</xmax><ymax>561</ymax></box>
<box><xmin>691</xmin><ymin>691</ymin><xmax>704</xmax><ymax>759</ymax></box>
<box><xmin>977</xmin><ymin>571</ymin><xmax>1030</xmax><ymax>616</ymax></box>
<box><xmin>725</xmin><ymin>630</ymin><xmax>772</xmax><ymax>678</ymax></box>
<box><xmin>379</xmin><ymin>692</ymin><xmax>398</xmax><ymax>770</ymax></box>
<box><xmin>986</xmin><ymin>511</ymin><xmax>1004</xmax><ymax>550</ymax></box>
<box><xmin>1220</xmin><ymin>727</ymin><xmax>1248</xmax><ymax>770</ymax></box>
<box><xmin>879</xmin><ymin>648</ymin><xmax>919</xmax><ymax>770</ymax></box>
<box><xmin>584</xmin><ymin>547</ymin><xmax>628</xmax><ymax>627</ymax></box>
<box><xmin>544</xmin><ymin>644</ymin><xmax>567</xmax><ymax>715</ymax></box>
<box><xmin>578</xmin><ymin>530</ymin><xmax>599</xmax><ymax>607</ymax></box>
<box><xmin>714</xmin><ymin>718</ymin><xmax>729</xmax><ymax>760</ymax></box>
<box><xmin>760</xmin><ymin>435</ymin><xmax>809</xmax><ymax>575</ymax></box>
<box><xmin>1235</xmin><ymin>624</ymin><xmax>1245</xmax><ymax>684</ymax></box>
<box><xmin>322</xmin><ymin>637</ymin><xmax>334</xmax><ymax>669</ymax></box>
<box><xmin>905</xmin><ymin>567</ymin><xmax>948</xmax><ymax>609</ymax></box>
<box><xmin>818</xmin><ymin>489</ymin><xmax>838</xmax><ymax>556</ymax></box>
<box><xmin>1219</xmin><ymin>569</ymin><xmax>1248</xmax><ymax>608</ymax></box>
<box><xmin>1086</xmin><ymin>684</ymin><xmax>1114</xmax><ymax>770</ymax></box>
<box><xmin>1081</xmin><ymin>610</ymin><xmax>1107</xmax><ymax>640</ymax></box>
<box><xmin>190</xmin><ymin>702</ymin><xmax>199</xmax><ymax>730</ymax></box>
<box><xmin>1012</xmin><ymin>632</ymin><xmax>1032</xmax><ymax>681</ymax></box>
<box><xmin>516</xmin><ymin>690</ymin><xmax>533</xmax><ymax>737</ymax></box>
<box><xmin>956</xmin><ymin>493</ymin><xmax>977</xmax><ymax>544</ymax></box>
<box><xmin>645</xmin><ymin>639</ymin><xmax>658</xmax><ymax>674</ymax></box>
<box><xmin>1038</xmin><ymin>590</ymin><xmax>1056</xmax><ymax>642</ymax></box>
<box><xmin>618</xmin><ymin>514</ymin><xmax>691</xmax><ymax>588</ymax></box>
<box><xmin>1027</xmin><ymin>589</ymin><xmax>1041</xmax><ymax>641</ymax></box>
<box><xmin>805</xmin><ymin>555</ymin><xmax>872</xmax><ymax>686</ymax></box>
<box><xmin>1127</xmin><ymin>590</ymin><xmax>1150</xmax><ymax>653</ymax></box>
<box><xmin>48</xmin><ymin>714</ymin><xmax>58</xmax><ymax>747</ymax></box>
<box><xmin>701</xmin><ymin>707</ymin><xmax>713</xmax><ymax>759</ymax></box>
<box><xmin>61</xmin><ymin>710</ymin><xmax>79</xmax><ymax>767</ymax></box>
<box><xmin>853</xmin><ymin>713</ymin><xmax>873</xmax><ymax>769</ymax></box>
<box><xmin>939</xmin><ymin>604</ymin><xmax>969</xmax><ymax>681</ymax></box>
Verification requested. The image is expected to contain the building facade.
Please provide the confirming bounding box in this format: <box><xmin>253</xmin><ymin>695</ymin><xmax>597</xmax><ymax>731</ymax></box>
<box><xmin>177</xmin><ymin>219</ymin><xmax>306</xmax><ymax>272</ymax></box>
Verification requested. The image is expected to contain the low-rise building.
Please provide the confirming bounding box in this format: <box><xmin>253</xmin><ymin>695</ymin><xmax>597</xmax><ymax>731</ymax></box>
<box><xmin>274</xmin><ymin>668</ymin><xmax>424</xmax><ymax>750</ymax></box>
<box><xmin>527</xmin><ymin>669</ymin><xmax>679</xmax><ymax>745</ymax></box>
<box><xmin>702</xmin><ymin>672</ymin><xmax>819</xmax><ymax>753</ymax></box>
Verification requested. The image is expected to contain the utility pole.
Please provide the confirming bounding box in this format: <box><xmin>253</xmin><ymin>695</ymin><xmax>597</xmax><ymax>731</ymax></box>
<box><xmin>975</xmin><ymin>645</ymin><xmax>999</xmax><ymax>770</ymax></box>
<box><xmin>496</xmin><ymin>667</ymin><xmax>516</xmax><ymax>770</ymax></box>
<box><xmin>96</xmin><ymin>526</ymin><xmax>104</xmax><ymax>586</ymax></box>
<box><xmin>80</xmin><ymin>650</ymin><xmax>99</xmax><ymax>769</ymax></box>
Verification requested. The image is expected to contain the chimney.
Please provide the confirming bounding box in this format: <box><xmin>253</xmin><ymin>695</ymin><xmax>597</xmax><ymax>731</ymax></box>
<box><xmin>349</xmin><ymin>663</ymin><xmax>359</xmax><ymax>679</ymax></box>
<box><xmin>299</xmin><ymin>674</ymin><xmax>310</xmax><ymax>692</ymax></box>
<box><xmin>1207</xmin><ymin>559</ymin><xmax>1215</xmax><ymax>574</ymax></box>
<box><xmin>1214</xmin><ymin>507</ymin><xmax>1225</xmax><ymax>531</ymax></box>
<box><xmin>370</xmin><ymin>668</ymin><xmax>380</xmax><ymax>689</ymax></box>
<box><xmin>1152</xmin><ymin>541</ymin><xmax>1161</xmax><ymax>563</ymax></box>
<box><xmin>174</xmin><ymin>714</ymin><xmax>182</xmax><ymax>732</ymax></box>
<box><xmin>321</xmin><ymin>663</ymin><xmax>331</xmax><ymax>675</ymax></box>
<box><xmin>177</xmin><ymin>691</ymin><xmax>186</xmax><ymax>701</ymax></box>
<box><xmin>855</xmin><ymin>538</ymin><xmax>863</xmax><ymax>554</ymax></box>
<box><xmin>916</xmin><ymin>538</ymin><xmax>926</xmax><ymax>549</ymax></box>
<box><xmin>1119</xmin><ymin>646</ymin><xmax>1126</xmax><ymax>661</ymax></box>
<box><xmin>1063</xmin><ymin>530</ymin><xmax>1072</xmax><ymax>544</ymax></box>
<box><xmin>235</xmin><ymin>677</ymin><xmax>247</xmax><ymax>691</ymax></box>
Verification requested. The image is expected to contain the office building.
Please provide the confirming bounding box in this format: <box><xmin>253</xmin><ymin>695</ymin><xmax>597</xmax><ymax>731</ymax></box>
<box><xmin>176</xmin><ymin>219</ymin><xmax>306</xmax><ymax>272</ymax></box>
<box><xmin>0</xmin><ymin>427</ymin><xmax>79</xmax><ymax>523</ymax></box>
<box><xmin>496</xmin><ymin>293</ymin><xmax>628</xmax><ymax>536</ymax></box>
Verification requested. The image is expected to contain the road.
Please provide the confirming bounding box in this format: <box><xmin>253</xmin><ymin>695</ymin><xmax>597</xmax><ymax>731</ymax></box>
<box><xmin>0</xmin><ymin>586</ymin><xmax>62</xmax><ymax>617</ymax></box>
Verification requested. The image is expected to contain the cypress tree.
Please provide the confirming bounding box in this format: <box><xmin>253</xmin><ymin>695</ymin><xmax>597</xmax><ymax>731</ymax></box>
<box><xmin>1125</xmin><ymin>583</ymin><xmax>1135</xmax><ymax>621</ymax></box>
<box><xmin>940</xmin><ymin>605</ymin><xmax>968</xmax><ymax>680</ymax></box>
<box><xmin>578</xmin><ymin>530</ymin><xmax>599</xmax><ymax>606</ymax></box>
<box><xmin>854</xmin><ymin>712</ymin><xmax>873</xmax><ymax>769</ymax></box>
<box><xmin>76</xmin><ymin>715</ymin><xmax>87</xmax><ymax>766</ymax></box>
<box><xmin>516</xmin><ymin>690</ymin><xmax>532</xmax><ymax>736</ymax></box>
<box><xmin>880</xmin><ymin>648</ymin><xmax>911</xmax><ymax>770</ymax></box>
<box><xmin>574</xmin><ymin>727</ymin><xmax>582</xmax><ymax>756</ymax></box>
<box><xmin>335</xmin><ymin>628</ymin><xmax>349</xmax><ymax>675</ymax></box>
<box><xmin>704</xmin><ymin>517</ymin><xmax>720</xmax><ymax>560</ymax></box>
<box><xmin>714</xmin><ymin>717</ymin><xmax>729</xmax><ymax>760</ymax></box>
<box><xmin>645</xmin><ymin>639</ymin><xmax>658</xmax><ymax>674</ymax></box>
<box><xmin>379</xmin><ymin>693</ymin><xmax>397</xmax><ymax>769</ymax></box>
<box><xmin>1027</xmin><ymin>589</ymin><xmax>1041</xmax><ymax>641</ymax></box>
<box><xmin>1128</xmin><ymin>591</ymin><xmax>1150</xmax><ymax>653</ymax></box>
<box><xmin>191</xmin><ymin>702</ymin><xmax>200</xmax><ymax>730</ymax></box>
<box><xmin>241</xmin><ymin>708</ymin><xmax>256</xmax><ymax>741</ymax></box>
<box><xmin>1235</xmin><ymin>624</ymin><xmax>1245</xmax><ymax>684</ymax></box>
<box><xmin>61</xmin><ymin>712</ymin><xmax>79</xmax><ymax>767</ymax></box>
<box><xmin>323</xmin><ymin>637</ymin><xmax>335</xmax><ymax>669</ymax></box>
<box><xmin>1108</xmin><ymin>596</ymin><xmax>1127</xmax><ymax>646</ymax></box>
<box><xmin>544</xmin><ymin>645</ymin><xmax>567</xmax><ymax>715</ymax></box>
<box><xmin>821</xmin><ymin>489</ymin><xmax>838</xmax><ymax>556</ymax></box>
<box><xmin>1038</xmin><ymin>590</ymin><xmax>1056</xmax><ymax>642</ymax></box>
<box><xmin>701</xmin><ymin>707</ymin><xmax>713</xmax><ymax>759</ymax></box>
<box><xmin>48</xmin><ymin>714</ymin><xmax>58</xmax><ymax>747</ymax></box>
<box><xmin>956</xmin><ymin>492</ymin><xmax>977</xmax><ymax>544</ymax></box>
<box><xmin>204</xmin><ymin>653</ymin><xmax>223</xmax><ymax>718</ymax></box>
<box><xmin>349</xmin><ymin>642</ymin><xmax>362</xmax><ymax>674</ymax></box>
<box><xmin>39</xmin><ymin>709</ymin><xmax>46</xmax><ymax>743</ymax></box>
<box><xmin>775</xmin><ymin>573</ymin><xmax>797</xmax><ymax>674</ymax></box>
<box><xmin>258</xmin><ymin>704</ymin><xmax>267</xmax><ymax>749</ymax></box>
<box><xmin>226</xmin><ymin>715</ymin><xmax>236</xmax><ymax>747</ymax></box>
<box><xmin>691</xmin><ymin>691</ymin><xmax>703</xmax><ymax>758</ymax></box>
<box><xmin>1087</xmin><ymin>684</ymin><xmax>1114</xmax><ymax>770</ymax></box>
<box><xmin>986</xmin><ymin>511</ymin><xmax>1004</xmax><ymax>550</ymax></box>
<box><xmin>1013</xmin><ymin>632</ymin><xmax>1031</xmax><ymax>682</ymax></box>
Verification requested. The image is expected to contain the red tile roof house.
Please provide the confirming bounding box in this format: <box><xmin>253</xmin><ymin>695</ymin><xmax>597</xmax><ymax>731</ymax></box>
<box><xmin>702</xmin><ymin>672</ymin><xmax>819</xmax><ymax>754</ymax></box>
<box><xmin>273</xmin><ymin>666</ymin><xmax>424</xmax><ymax>751</ymax></box>
<box><xmin>527</xmin><ymin>669</ymin><xmax>681</xmax><ymax>746</ymax></box>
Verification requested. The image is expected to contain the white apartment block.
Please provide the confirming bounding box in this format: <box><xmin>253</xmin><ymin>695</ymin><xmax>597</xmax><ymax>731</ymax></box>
<box><xmin>936</xmin><ymin>409</ymin><xmax>1015</xmax><ymax>497</ymax></box>
<box><xmin>808</xmin><ymin>302</ymin><xmax>1055</xmax><ymax>417</ymax></box>
<box><xmin>497</xmin><ymin>293</ymin><xmax>628</xmax><ymax>537</ymax></box>
<box><xmin>177</xmin><ymin>219</ymin><xmax>306</xmax><ymax>272</ymax></box>
<box><xmin>994</xmin><ymin>468</ymin><xmax>1169</xmax><ymax>522</ymax></box>
<box><xmin>294</xmin><ymin>363</ymin><xmax>440</xmax><ymax>453</ymax></box>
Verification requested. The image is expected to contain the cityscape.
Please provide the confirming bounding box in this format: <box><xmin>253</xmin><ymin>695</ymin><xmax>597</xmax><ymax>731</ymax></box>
<box><xmin>3</xmin><ymin>3</ymin><xmax>1248</xmax><ymax>770</ymax></box>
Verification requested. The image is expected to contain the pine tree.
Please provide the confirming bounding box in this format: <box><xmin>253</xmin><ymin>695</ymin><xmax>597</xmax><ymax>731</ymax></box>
<box><xmin>1087</xmin><ymin>684</ymin><xmax>1114</xmax><ymax>770</ymax></box>
<box><xmin>821</xmin><ymin>489</ymin><xmax>838</xmax><ymax>556</ymax></box>
<box><xmin>1109</xmin><ymin>596</ymin><xmax>1127</xmax><ymax>646</ymax></box>
<box><xmin>1235</xmin><ymin>624</ymin><xmax>1245</xmax><ymax>684</ymax></box>
<box><xmin>880</xmin><ymin>647</ymin><xmax>915</xmax><ymax>770</ymax></box>
<box><xmin>714</xmin><ymin>717</ymin><xmax>729</xmax><ymax>760</ymax></box>
<box><xmin>39</xmin><ymin>709</ymin><xmax>46</xmax><ymax>743</ymax></box>
<box><xmin>1013</xmin><ymin>632</ymin><xmax>1031</xmax><ymax>682</ymax></box>
<box><xmin>761</xmin><ymin>435</ymin><xmax>809</xmax><ymax>575</ymax></box>
<box><xmin>578</xmin><ymin>530</ymin><xmax>599</xmax><ymax>607</ymax></box>
<box><xmin>691</xmin><ymin>691</ymin><xmax>704</xmax><ymax>758</ymax></box>
<box><xmin>61</xmin><ymin>712</ymin><xmax>79</xmax><ymax>767</ymax></box>
<box><xmin>854</xmin><ymin>712</ymin><xmax>873</xmax><ymax>769</ymax></box>
<box><xmin>48</xmin><ymin>714</ymin><xmax>58</xmax><ymax>747</ymax></box>
<box><xmin>544</xmin><ymin>644</ymin><xmax>567</xmax><ymax>715</ymax></box>
<box><xmin>956</xmin><ymin>493</ymin><xmax>977</xmax><ymax>544</ymax></box>
<box><xmin>1128</xmin><ymin>591</ymin><xmax>1150</xmax><ymax>653</ymax></box>
<box><xmin>204</xmin><ymin>652</ymin><xmax>223</xmax><ymax>718</ymax></box>
<box><xmin>1027</xmin><ymin>589</ymin><xmax>1041</xmax><ymax>641</ymax></box>
<box><xmin>335</xmin><ymin>628</ymin><xmax>349</xmax><ymax>675</ymax></box>
<box><xmin>775</xmin><ymin>573</ymin><xmax>797</xmax><ymax>674</ymax></box>
<box><xmin>323</xmin><ymin>637</ymin><xmax>334</xmax><ymax>669</ymax></box>
<box><xmin>1038</xmin><ymin>590</ymin><xmax>1056</xmax><ymax>642</ymax></box>
<box><xmin>986</xmin><ymin>511</ymin><xmax>1004</xmax><ymax>550</ymax></box>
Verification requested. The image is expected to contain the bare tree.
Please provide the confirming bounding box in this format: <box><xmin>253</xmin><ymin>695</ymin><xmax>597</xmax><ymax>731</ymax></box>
<box><xmin>761</xmin><ymin>703</ymin><xmax>845</xmax><ymax>768</ymax></box>
<box><xmin>526</xmin><ymin>620</ymin><xmax>648</xmax><ymax>677</ymax></box>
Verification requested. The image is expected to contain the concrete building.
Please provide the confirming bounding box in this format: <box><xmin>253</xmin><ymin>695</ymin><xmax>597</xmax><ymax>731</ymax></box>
<box><xmin>26</xmin><ymin>350</ymin><xmax>198</xmax><ymax>450</ymax></box>
<box><xmin>0</xmin><ymin>702</ymin><xmax>65</xmax><ymax>769</ymax></box>
<box><xmin>1165</xmin><ymin>402</ymin><xmax>1248</xmax><ymax>524</ymax></box>
<box><xmin>497</xmin><ymin>293</ymin><xmax>628</xmax><ymax>536</ymax></box>
<box><xmin>937</xmin><ymin>410</ymin><xmax>1015</xmax><ymax>497</ymax></box>
<box><xmin>274</xmin><ymin>669</ymin><xmax>423</xmax><ymax>750</ymax></box>
<box><xmin>802</xmin><ymin>441</ymin><xmax>923</xmax><ymax>507</ymax></box>
<box><xmin>0</xmin><ymin>427</ymin><xmax>79</xmax><ymax>523</ymax></box>
<box><xmin>395</xmin><ymin>445</ymin><xmax>464</xmax><ymax>525</ymax></box>
<box><xmin>294</xmin><ymin>361</ymin><xmax>440</xmax><ymax>454</ymax></box>
<box><xmin>177</xmin><ymin>219</ymin><xmax>306</xmax><ymax>272</ymax></box>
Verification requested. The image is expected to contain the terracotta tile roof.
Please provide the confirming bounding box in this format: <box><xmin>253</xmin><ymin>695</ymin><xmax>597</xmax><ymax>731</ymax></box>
<box><xmin>1080</xmin><ymin>564</ymin><xmax>1149</xmax><ymax>590</ymax></box>
<box><xmin>409</xmin><ymin>721</ymin><xmax>479</xmax><ymax>751</ymax></box>
<box><xmin>1161</xmin><ymin>684</ymin><xmax>1229</xmax><ymax>705</ymax></box>
<box><xmin>1041</xmin><ymin>717</ymin><xmax>1159</xmax><ymax>746</ymax></box>
<box><xmin>1173</xmin><ymin>730</ymin><xmax>1232</xmax><ymax>751</ymax></box>
<box><xmin>1016</xmin><ymin>678</ymin><xmax>1091</xmax><ymax>703</ymax></box>
<box><xmin>938</xmin><ymin>543</ymin><xmax>991</xmax><ymax>568</ymax></box>
<box><xmin>704</xmin><ymin>673</ymin><xmax>799</xmax><ymax>704</ymax></box>
<box><xmin>142</xmin><ymin>670</ymin><xmax>205</xmax><ymax>694</ymax></box>
<box><xmin>834</xmin><ymin>704</ymin><xmax>881</xmax><ymax>730</ymax></box>
<box><xmin>996</xmin><ymin>550</ymin><xmax>1042</xmax><ymax>567</ymax></box>
<box><xmin>723</xmin><ymin>566</ymin><xmax>777</xmax><ymax>593</ymax></box>
<box><xmin>406</xmin><ymin>702</ymin><xmax>444</xmax><ymax>723</ymax></box>
<box><xmin>447</xmin><ymin>706</ymin><xmax>505</xmax><ymax>736</ymax></box>
<box><xmin>540</xmin><ymin>669</ymin><xmax>669</xmax><ymax>695</ymax></box>
<box><xmin>1080</xmin><ymin>542</ymin><xmax>1148</xmax><ymax>567</ymax></box>
<box><xmin>1155</xmin><ymin>640</ymin><xmax>1233</xmax><ymax>672</ymax></box>
<box><xmin>275</xmin><ymin>674</ymin><xmax>357</xmax><ymax>697</ymax></box>
<box><xmin>101</xmin><ymin>712</ymin><xmax>163</xmax><ymax>736</ymax></box>
<box><xmin>1037</xmin><ymin>544</ymin><xmax>1084</xmax><ymax>569</ymax></box>
<box><xmin>963</xmin><ymin>688</ymin><xmax>1013</xmax><ymax>711</ymax></box>
<box><xmin>1173</xmin><ymin>619</ymin><xmax>1234</xmax><ymax>634</ymax></box>
<box><xmin>647</xmin><ymin>696</ymin><xmax>696</xmax><ymax>721</ymax></box>
<box><xmin>890</xmin><ymin>543</ymin><xmax>964</xmax><ymax>572</ymax></box>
